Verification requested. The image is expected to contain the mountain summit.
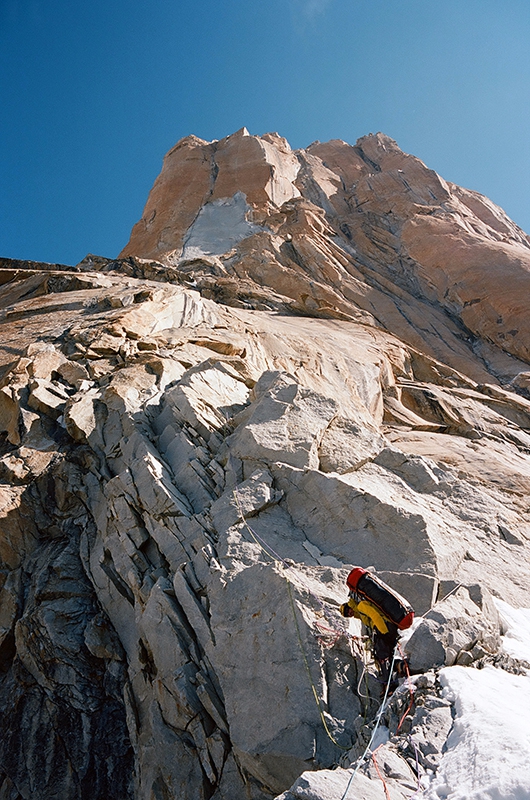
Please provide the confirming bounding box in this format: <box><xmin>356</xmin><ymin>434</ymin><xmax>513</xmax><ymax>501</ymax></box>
<box><xmin>122</xmin><ymin>127</ymin><xmax>530</xmax><ymax>376</ymax></box>
<box><xmin>1</xmin><ymin>130</ymin><xmax>530</xmax><ymax>800</ymax></box>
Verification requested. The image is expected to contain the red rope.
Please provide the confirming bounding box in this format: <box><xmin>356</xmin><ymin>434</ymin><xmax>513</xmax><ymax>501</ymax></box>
<box><xmin>313</xmin><ymin>621</ymin><xmax>367</xmax><ymax>652</ymax></box>
<box><xmin>371</xmin><ymin>745</ymin><xmax>392</xmax><ymax>800</ymax></box>
<box><xmin>314</xmin><ymin>621</ymin><xmax>343</xmax><ymax>648</ymax></box>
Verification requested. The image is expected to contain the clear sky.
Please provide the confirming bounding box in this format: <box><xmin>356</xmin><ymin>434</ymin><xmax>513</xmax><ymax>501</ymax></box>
<box><xmin>1</xmin><ymin>0</ymin><xmax>529</xmax><ymax>265</ymax></box>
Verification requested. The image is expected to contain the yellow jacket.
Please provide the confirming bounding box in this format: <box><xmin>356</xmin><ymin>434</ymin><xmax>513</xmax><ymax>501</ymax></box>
<box><xmin>342</xmin><ymin>597</ymin><xmax>390</xmax><ymax>634</ymax></box>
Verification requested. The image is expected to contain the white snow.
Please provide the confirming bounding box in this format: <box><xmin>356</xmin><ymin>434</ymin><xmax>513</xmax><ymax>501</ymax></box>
<box><xmin>495</xmin><ymin>599</ymin><xmax>530</xmax><ymax>663</ymax></box>
<box><xmin>181</xmin><ymin>192</ymin><xmax>263</xmax><ymax>259</ymax></box>
<box><xmin>424</xmin><ymin>602</ymin><xmax>530</xmax><ymax>800</ymax></box>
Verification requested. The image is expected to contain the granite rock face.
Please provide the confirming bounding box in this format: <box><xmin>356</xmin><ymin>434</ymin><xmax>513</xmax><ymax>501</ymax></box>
<box><xmin>1</xmin><ymin>128</ymin><xmax>530</xmax><ymax>800</ymax></box>
<box><xmin>121</xmin><ymin>127</ymin><xmax>530</xmax><ymax>379</ymax></box>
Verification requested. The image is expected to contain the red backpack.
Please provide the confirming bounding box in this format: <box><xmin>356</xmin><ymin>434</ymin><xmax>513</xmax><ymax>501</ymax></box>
<box><xmin>346</xmin><ymin>568</ymin><xmax>414</xmax><ymax>630</ymax></box>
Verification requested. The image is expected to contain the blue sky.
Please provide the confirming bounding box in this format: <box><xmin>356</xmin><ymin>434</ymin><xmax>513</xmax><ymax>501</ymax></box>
<box><xmin>1</xmin><ymin>0</ymin><xmax>529</xmax><ymax>265</ymax></box>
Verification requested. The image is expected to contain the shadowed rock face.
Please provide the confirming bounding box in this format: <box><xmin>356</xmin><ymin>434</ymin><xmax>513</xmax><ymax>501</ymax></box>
<box><xmin>1</xmin><ymin>129</ymin><xmax>530</xmax><ymax>800</ymax></box>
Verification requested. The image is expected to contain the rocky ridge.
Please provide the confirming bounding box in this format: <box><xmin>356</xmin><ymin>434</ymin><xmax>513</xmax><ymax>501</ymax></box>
<box><xmin>1</xmin><ymin>128</ymin><xmax>530</xmax><ymax>799</ymax></box>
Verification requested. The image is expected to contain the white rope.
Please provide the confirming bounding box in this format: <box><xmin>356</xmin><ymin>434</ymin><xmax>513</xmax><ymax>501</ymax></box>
<box><xmin>340</xmin><ymin>646</ymin><xmax>398</xmax><ymax>800</ymax></box>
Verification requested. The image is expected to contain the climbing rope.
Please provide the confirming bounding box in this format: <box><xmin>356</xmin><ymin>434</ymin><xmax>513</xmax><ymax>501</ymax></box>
<box><xmin>286</xmin><ymin>579</ymin><xmax>351</xmax><ymax>751</ymax></box>
<box><xmin>394</xmin><ymin>644</ymin><xmax>425</xmax><ymax>797</ymax></box>
<box><xmin>371</xmin><ymin>745</ymin><xmax>392</xmax><ymax>800</ymax></box>
<box><xmin>229</xmin><ymin>459</ymin><xmax>348</xmax><ymax>632</ymax></box>
<box><xmin>354</xmin><ymin>642</ymin><xmax>371</xmax><ymax>705</ymax></box>
<box><xmin>339</xmin><ymin>646</ymin><xmax>397</xmax><ymax>800</ymax></box>
<box><xmin>423</xmin><ymin>583</ymin><xmax>462</xmax><ymax>619</ymax></box>
<box><xmin>408</xmin><ymin>736</ymin><xmax>424</xmax><ymax>798</ymax></box>
<box><xmin>314</xmin><ymin>619</ymin><xmax>348</xmax><ymax>648</ymax></box>
<box><xmin>231</xmin><ymin>479</ymin><xmax>348</xmax><ymax>640</ymax></box>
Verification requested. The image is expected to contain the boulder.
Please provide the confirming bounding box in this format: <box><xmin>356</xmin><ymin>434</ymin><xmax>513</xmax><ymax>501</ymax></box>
<box><xmin>56</xmin><ymin>359</ymin><xmax>91</xmax><ymax>388</ymax></box>
<box><xmin>27</xmin><ymin>378</ymin><xmax>70</xmax><ymax>419</ymax></box>
<box><xmin>227</xmin><ymin>372</ymin><xmax>338</xmax><ymax>470</ymax></box>
<box><xmin>27</xmin><ymin>344</ymin><xmax>67</xmax><ymax>379</ymax></box>
<box><xmin>404</xmin><ymin>586</ymin><xmax>501</xmax><ymax>672</ymax></box>
<box><xmin>64</xmin><ymin>388</ymin><xmax>100</xmax><ymax>442</ymax></box>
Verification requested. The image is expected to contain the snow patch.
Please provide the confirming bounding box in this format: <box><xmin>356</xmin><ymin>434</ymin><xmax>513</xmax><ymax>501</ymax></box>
<box><xmin>181</xmin><ymin>191</ymin><xmax>264</xmax><ymax>259</ymax></box>
<box><xmin>495</xmin><ymin>598</ymin><xmax>530</xmax><ymax>663</ymax></box>
<box><xmin>424</xmin><ymin>602</ymin><xmax>530</xmax><ymax>800</ymax></box>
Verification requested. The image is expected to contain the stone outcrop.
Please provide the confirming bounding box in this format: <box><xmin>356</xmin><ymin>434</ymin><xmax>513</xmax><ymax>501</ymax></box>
<box><xmin>1</xmin><ymin>128</ymin><xmax>530</xmax><ymax>800</ymax></box>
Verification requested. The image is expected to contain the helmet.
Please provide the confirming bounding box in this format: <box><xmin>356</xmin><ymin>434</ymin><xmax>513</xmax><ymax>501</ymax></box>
<box><xmin>346</xmin><ymin>567</ymin><xmax>367</xmax><ymax>591</ymax></box>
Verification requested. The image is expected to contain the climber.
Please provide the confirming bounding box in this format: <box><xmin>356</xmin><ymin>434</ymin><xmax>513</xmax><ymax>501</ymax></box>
<box><xmin>340</xmin><ymin>567</ymin><xmax>414</xmax><ymax>685</ymax></box>
<box><xmin>340</xmin><ymin>594</ymin><xmax>399</xmax><ymax>682</ymax></box>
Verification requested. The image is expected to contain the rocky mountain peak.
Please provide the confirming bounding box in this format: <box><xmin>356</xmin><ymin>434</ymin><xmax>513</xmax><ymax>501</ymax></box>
<box><xmin>121</xmin><ymin>129</ymin><xmax>530</xmax><ymax>376</ymax></box>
